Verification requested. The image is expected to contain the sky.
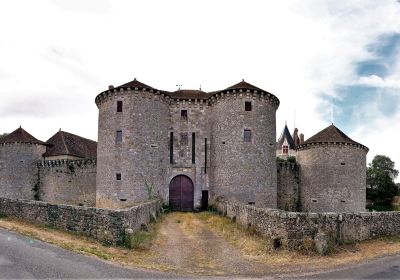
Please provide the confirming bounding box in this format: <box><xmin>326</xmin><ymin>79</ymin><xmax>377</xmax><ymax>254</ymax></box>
<box><xmin>0</xmin><ymin>0</ymin><xmax>400</xmax><ymax>178</ymax></box>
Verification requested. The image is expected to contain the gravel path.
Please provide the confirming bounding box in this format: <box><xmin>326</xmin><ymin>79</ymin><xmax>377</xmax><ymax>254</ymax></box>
<box><xmin>144</xmin><ymin>212</ymin><xmax>271</xmax><ymax>276</ymax></box>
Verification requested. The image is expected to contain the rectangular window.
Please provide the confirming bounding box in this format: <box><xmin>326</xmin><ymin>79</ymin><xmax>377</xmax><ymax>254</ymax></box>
<box><xmin>170</xmin><ymin>132</ymin><xmax>174</xmax><ymax>164</ymax></box>
<box><xmin>204</xmin><ymin>138</ymin><xmax>208</xmax><ymax>174</ymax></box>
<box><xmin>116</xmin><ymin>173</ymin><xmax>121</xmax><ymax>180</ymax></box>
<box><xmin>116</xmin><ymin>130</ymin><xmax>122</xmax><ymax>143</ymax></box>
<box><xmin>181</xmin><ymin>110</ymin><xmax>188</xmax><ymax>120</ymax></box>
<box><xmin>181</xmin><ymin>133</ymin><xmax>188</xmax><ymax>146</ymax></box>
<box><xmin>244</xmin><ymin>129</ymin><xmax>252</xmax><ymax>142</ymax></box>
<box><xmin>283</xmin><ymin>145</ymin><xmax>288</xmax><ymax>154</ymax></box>
<box><xmin>117</xmin><ymin>101</ymin><xmax>123</xmax><ymax>112</ymax></box>
<box><xmin>192</xmin><ymin>132</ymin><xmax>196</xmax><ymax>164</ymax></box>
<box><xmin>245</xmin><ymin>101</ymin><xmax>252</xmax><ymax>111</ymax></box>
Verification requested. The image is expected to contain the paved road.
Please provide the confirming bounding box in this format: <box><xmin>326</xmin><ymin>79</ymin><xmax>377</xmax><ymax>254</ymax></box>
<box><xmin>0</xmin><ymin>228</ymin><xmax>176</xmax><ymax>279</ymax></box>
<box><xmin>301</xmin><ymin>254</ymin><xmax>400</xmax><ymax>279</ymax></box>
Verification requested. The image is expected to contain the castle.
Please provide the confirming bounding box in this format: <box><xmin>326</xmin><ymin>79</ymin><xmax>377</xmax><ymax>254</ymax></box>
<box><xmin>0</xmin><ymin>79</ymin><xmax>368</xmax><ymax>212</ymax></box>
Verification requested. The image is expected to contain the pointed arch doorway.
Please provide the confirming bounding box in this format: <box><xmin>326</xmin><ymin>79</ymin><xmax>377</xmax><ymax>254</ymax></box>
<box><xmin>169</xmin><ymin>175</ymin><xmax>194</xmax><ymax>211</ymax></box>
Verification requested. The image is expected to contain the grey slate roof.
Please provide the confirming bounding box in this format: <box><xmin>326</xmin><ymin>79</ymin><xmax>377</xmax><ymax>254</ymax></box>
<box><xmin>44</xmin><ymin>130</ymin><xmax>97</xmax><ymax>158</ymax></box>
<box><xmin>277</xmin><ymin>125</ymin><xmax>296</xmax><ymax>150</ymax></box>
<box><xmin>0</xmin><ymin>127</ymin><xmax>46</xmax><ymax>145</ymax></box>
<box><xmin>298</xmin><ymin>124</ymin><xmax>369</xmax><ymax>151</ymax></box>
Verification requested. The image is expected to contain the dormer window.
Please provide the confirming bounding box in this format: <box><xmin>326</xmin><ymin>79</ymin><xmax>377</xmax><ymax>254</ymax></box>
<box><xmin>283</xmin><ymin>145</ymin><xmax>288</xmax><ymax>154</ymax></box>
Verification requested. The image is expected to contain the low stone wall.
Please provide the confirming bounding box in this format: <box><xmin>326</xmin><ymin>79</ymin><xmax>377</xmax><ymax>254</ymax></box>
<box><xmin>215</xmin><ymin>200</ymin><xmax>400</xmax><ymax>250</ymax></box>
<box><xmin>0</xmin><ymin>197</ymin><xmax>160</xmax><ymax>245</ymax></box>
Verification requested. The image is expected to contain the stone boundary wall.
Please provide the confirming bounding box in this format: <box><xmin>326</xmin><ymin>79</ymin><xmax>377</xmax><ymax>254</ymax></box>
<box><xmin>0</xmin><ymin>197</ymin><xmax>160</xmax><ymax>245</ymax></box>
<box><xmin>215</xmin><ymin>200</ymin><xmax>400</xmax><ymax>249</ymax></box>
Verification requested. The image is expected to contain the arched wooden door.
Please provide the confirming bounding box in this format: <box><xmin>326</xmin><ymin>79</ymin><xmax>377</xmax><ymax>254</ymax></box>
<box><xmin>169</xmin><ymin>175</ymin><xmax>194</xmax><ymax>211</ymax></box>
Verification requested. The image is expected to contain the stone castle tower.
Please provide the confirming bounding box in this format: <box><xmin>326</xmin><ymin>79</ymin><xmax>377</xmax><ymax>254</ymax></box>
<box><xmin>95</xmin><ymin>79</ymin><xmax>279</xmax><ymax>209</ymax></box>
<box><xmin>0</xmin><ymin>127</ymin><xmax>47</xmax><ymax>199</ymax></box>
<box><xmin>296</xmin><ymin>124</ymin><xmax>368</xmax><ymax>212</ymax></box>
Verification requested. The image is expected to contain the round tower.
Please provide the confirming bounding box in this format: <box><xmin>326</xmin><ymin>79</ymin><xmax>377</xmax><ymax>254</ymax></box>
<box><xmin>0</xmin><ymin>127</ymin><xmax>47</xmax><ymax>200</ymax></box>
<box><xmin>209</xmin><ymin>80</ymin><xmax>280</xmax><ymax>208</ymax></box>
<box><xmin>296</xmin><ymin>124</ymin><xmax>368</xmax><ymax>212</ymax></box>
<box><xmin>95</xmin><ymin>79</ymin><xmax>170</xmax><ymax>208</ymax></box>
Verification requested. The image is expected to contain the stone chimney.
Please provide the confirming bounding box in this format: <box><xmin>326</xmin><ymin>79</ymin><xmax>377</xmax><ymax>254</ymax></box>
<box><xmin>300</xmin><ymin>133</ymin><xmax>305</xmax><ymax>144</ymax></box>
<box><xmin>293</xmin><ymin>128</ymin><xmax>299</xmax><ymax>146</ymax></box>
<box><xmin>108</xmin><ymin>85</ymin><xmax>114</xmax><ymax>90</ymax></box>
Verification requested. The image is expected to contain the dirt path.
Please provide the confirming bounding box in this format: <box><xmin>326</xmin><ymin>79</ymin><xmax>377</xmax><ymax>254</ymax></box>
<box><xmin>140</xmin><ymin>212</ymin><xmax>271</xmax><ymax>276</ymax></box>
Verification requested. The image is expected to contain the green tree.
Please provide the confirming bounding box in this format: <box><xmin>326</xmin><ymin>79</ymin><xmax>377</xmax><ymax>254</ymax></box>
<box><xmin>0</xmin><ymin>133</ymin><xmax>8</xmax><ymax>139</ymax></box>
<box><xmin>367</xmin><ymin>155</ymin><xmax>399</xmax><ymax>203</ymax></box>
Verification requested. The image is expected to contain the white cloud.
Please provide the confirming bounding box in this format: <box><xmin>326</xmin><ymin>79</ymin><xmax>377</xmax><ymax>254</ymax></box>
<box><xmin>0</xmin><ymin>0</ymin><xmax>400</xmax><ymax>175</ymax></box>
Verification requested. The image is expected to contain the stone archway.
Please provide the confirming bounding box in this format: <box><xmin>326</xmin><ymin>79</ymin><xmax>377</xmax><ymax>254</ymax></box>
<box><xmin>169</xmin><ymin>175</ymin><xmax>194</xmax><ymax>211</ymax></box>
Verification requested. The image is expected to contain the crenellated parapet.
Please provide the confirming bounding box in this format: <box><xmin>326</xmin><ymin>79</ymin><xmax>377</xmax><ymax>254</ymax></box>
<box><xmin>296</xmin><ymin>141</ymin><xmax>369</xmax><ymax>152</ymax></box>
<box><xmin>208</xmin><ymin>88</ymin><xmax>280</xmax><ymax>109</ymax></box>
<box><xmin>38</xmin><ymin>158</ymin><xmax>97</xmax><ymax>168</ymax></box>
<box><xmin>95</xmin><ymin>88</ymin><xmax>170</xmax><ymax>107</ymax></box>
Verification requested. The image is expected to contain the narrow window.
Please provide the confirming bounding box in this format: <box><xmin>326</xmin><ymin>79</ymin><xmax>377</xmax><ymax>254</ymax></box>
<box><xmin>170</xmin><ymin>132</ymin><xmax>174</xmax><ymax>164</ymax></box>
<box><xmin>181</xmin><ymin>110</ymin><xmax>188</xmax><ymax>120</ymax></box>
<box><xmin>116</xmin><ymin>173</ymin><xmax>121</xmax><ymax>180</ymax></box>
<box><xmin>245</xmin><ymin>101</ymin><xmax>252</xmax><ymax>111</ymax></box>
<box><xmin>192</xmin><ymin>132</ymin><xmax>196</xmax><ymax>164</ymax></box>
<box><xmin>116</xmin><ymin>130</ymin><xmax>122</xmax><ymax>143</ymax></box>
<box><xmin>204</xmin><ymin>138</ymin><xmax>207</xmax><ymax>174</ymax></box>
<box><xmin>181</xmin><ymin>133</ymin><xmax>188</xmax><ymax>146</ymax></box>
<box><xmin>283</xmin><ymin>145</ymin><xmax>288</xmax><ymax>154</ymax></box>
<box><xmin>244</xmin><ymin>129</ymin><xmax>252</xmax><ymax>142</ymax></box>
<box><xmin>117</xmin><ymin>101</ymin><xmax>123</xmax><ymax>112</ymax></box>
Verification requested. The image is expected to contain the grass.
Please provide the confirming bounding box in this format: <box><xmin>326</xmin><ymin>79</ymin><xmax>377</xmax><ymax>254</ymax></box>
<box><xmin>124</xmin><ymin>227</ymin><xmax>158</xmax><ymax>250</ymax></box>
<box><xmin>196</xmin><ymin>210</ymin><xmax>400</xmax><ymax>273</ymax></box>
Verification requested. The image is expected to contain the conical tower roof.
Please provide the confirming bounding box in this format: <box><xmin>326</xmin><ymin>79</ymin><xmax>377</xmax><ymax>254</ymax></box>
<box><xmin>117</xmin><ymin>78</ymin><xmax>155</xmax><ymax>90</ymax></box>
<box><xmin>298</xmin><ymin>124</ymin><xmax>368</xmax><ymax>151</ymax></box>
<box><xmin>277</xmin><ymin>124</ymin><xmax>295</xmax><ymax>150</ymax></box>
<box><xmin>224</xmin><ymin>79</ymin><xmax>264</xmax><ymax>91</ymax></box>
<box><xmin>0</xmin><ymin>127</ymin><xmax>46</xmax><ymax>145</ymax></box>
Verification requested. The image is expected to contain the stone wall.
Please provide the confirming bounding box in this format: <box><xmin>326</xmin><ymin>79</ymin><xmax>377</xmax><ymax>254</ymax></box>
<box><xmin>0</xmin><ymin>197</ymin><xmax>160</xmax><ymax>245</ymax></box>
<box><xmin>37</xmin><ymin>159</ymin><xmax>97</xmax><ymax>207</ymax></box>
<box><xmin>277</xmin><ymin>162</ymin><xmax>299</xmax><ymax>211</ymax></box>
<box><xmin>0</xmin><ymin>143</ymin><xmax>46</xmax><ymax>200</ymax></box>
<box><xmin>215</xmin><ymin>200</ymin><xmax>400</xmax><ymax>250</ymax></box>
<box><xmin>96</xmin><ymin>90</ymin><xmax>170</xmax><ymax>208</ymax></box>
<box><xmin>209</xmin><ymin>93</ymin><xmax>278</xmax><ymax>208</ymax></box>
<box><xmin>297</xmin><ymin>144</ymin><xmax>367</xmax><ymax>212</ymax></box>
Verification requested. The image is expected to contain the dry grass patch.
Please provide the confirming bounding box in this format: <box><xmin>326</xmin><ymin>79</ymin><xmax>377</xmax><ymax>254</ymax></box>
<box><xmin>198</xmin><ymin>211</ymin><xmax>400</xmax><ymax>273</ymax></box>
<box><xmin>0</xmin><ymin>216</ymin><xmax>175</xmax><ymax>272</ymax></box>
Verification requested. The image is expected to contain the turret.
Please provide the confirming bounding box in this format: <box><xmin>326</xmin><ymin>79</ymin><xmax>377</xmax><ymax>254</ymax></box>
<box><xmin>0</xmin><ymin>127</ymin><xmax>46</xmax><ymax>199</ymax></box>
<box><xmin>296</xmin><ymin>124</ymin><xmax>368</xmax><ymax>212</ymax></box>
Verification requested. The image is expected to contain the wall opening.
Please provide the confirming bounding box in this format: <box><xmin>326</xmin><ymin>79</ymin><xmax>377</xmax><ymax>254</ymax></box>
<box><xmin>117</xmin><ymin>101</ymin><xmax>123</xmax><ymax>112</ymax></box>
<box><xmin>245</xmin><ymin>101</ymin><xmax>252</xmax><ymax>111</ymax></box>
<box><xmin>169</xmin><ymin>175</ymin><xmax>194</xmax><ymax>211</ymax></box>
<box><xmin>201</xmin><ymin>190</ymin><xmax>209</xmax><ymax>210</ymax></box>
<box><xmin>181</xmin><ymin>110</ymin><xmax>188</xmax><ymax>120</ymax></box>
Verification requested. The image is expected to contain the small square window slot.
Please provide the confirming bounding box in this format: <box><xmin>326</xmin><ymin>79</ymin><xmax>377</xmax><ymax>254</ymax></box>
<box><xmin>116</xmin><ymin>173</ymin><xmax>122</xmax><ymax>180</ymax></box>
<box><xmin>245</xmin><ymin>101</ymin><xmax>252</xmax><ymax>111</ymax></box>
<box><xmin>181</xmin><ymin>110</ymin><xmax>188</xmax><ymax>120</ymax></box>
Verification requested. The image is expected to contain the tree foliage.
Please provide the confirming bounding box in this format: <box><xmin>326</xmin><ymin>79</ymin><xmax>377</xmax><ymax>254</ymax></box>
<box><xmin>367</xmin><ymin>155</ymin><xmax>399</xmax><ymax>203</ymax></box>
<box><xmin>0</xmin><ymin>133</ymin><xmax>8</xmax><ymax>139</ymax></box>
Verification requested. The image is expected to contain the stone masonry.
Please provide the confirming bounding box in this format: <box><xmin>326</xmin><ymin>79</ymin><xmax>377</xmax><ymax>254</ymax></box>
<box><xmin>0</xmin><ymin>197</ymin><xmax>160</xmax><ymax>245</ymax></box>
<box><xmin>38</xmin><ymin>159</ymin><xmax>97</xmax><ymax>207</ymax></box>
